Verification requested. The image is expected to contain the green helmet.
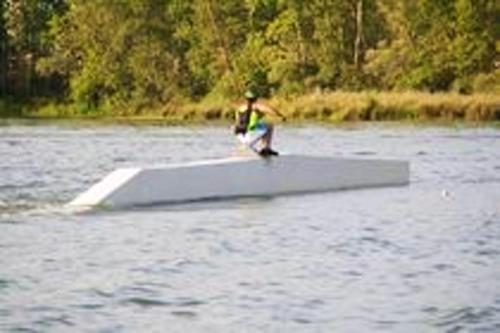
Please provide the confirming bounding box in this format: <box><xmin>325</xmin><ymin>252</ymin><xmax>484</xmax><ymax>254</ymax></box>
<box><xmin>244</xmin><ymin>90</ymin><xmax>258</xmax><ymax>100</ymax></box>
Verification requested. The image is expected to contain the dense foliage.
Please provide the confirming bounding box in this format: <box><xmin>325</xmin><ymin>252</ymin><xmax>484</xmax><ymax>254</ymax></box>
<box><xmin>0</xmin><ymin>0</ymin><xmax>498</xmax><ymax>115</ymax></box>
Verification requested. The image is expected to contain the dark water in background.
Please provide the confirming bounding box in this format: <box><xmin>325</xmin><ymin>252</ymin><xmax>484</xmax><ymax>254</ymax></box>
<box><xmin>0</xmin><ymin>122</ymin><xmax>499</xmax><ymax>332</ymax></box>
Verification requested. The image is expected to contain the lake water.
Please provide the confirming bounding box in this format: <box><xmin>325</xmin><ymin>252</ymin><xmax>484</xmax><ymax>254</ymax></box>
<box><xmin>0</xmin><ymin>122</ymin><xmax>499</xmax><ymax>332</ymax></box>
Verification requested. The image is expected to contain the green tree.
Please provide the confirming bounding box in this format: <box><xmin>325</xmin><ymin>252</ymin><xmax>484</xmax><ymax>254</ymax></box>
<box><xmin>403</xmin><ymin>0</ymin><xmax>456</xmax><ymax>90</ymax></box>
<box><xmin>261</xmin><ymin>1</ymin><xmax>316</xmax><ymax>95</ymax></box>
<box><xmin>2</xmin><ymin>0</ymin><xmax>497</xmax><ymax>114</ymax></box>
<box><xmin>453</xmin><ymin>0</ymin><xmax>496</xmax><ymax>84</ymax></box>
<box><xmin>40</xmin><ymin>0</ymin><xmax>191</xmax><ymax>112</ymax></box>
<box><xmin>186</xmin><ymin>0</ymin><xmax>250</xmax><ymax>98</ymax></box>
<box><xmin>234</xmin><ymin>0</ymin><xmax>279</xmax><ymax>96</ymax></box>
<box><xmin>366</xmin><ymin>0</ymin><xmax>497</xmax><ymax>92</ymax></box>
<box><xmin>1</xmin><ymin>0</ymin><xmax>65</xmax><ymax>97</ymax></box>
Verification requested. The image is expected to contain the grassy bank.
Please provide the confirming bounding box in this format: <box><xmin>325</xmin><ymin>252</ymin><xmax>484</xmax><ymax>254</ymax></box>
<box><xmin>3</xmin><ymin>91</ymin><xmax>500</xmax><ymax>123</ymax></box>
<box><xmin>180</xmin><ymin>91</ymin><xmax>500</xmax><ymax>123</ymax></box>
<box><xmin>274</xmin><ymin>91</ymin><xmax>500</xmax><ymax>122</ymax></box>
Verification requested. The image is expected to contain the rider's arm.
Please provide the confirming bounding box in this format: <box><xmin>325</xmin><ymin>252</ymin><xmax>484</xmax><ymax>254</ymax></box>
<box><xmin>254</xmin><ymin>102</ymin><xmax>287</xmax><ymax>121</ymax></box>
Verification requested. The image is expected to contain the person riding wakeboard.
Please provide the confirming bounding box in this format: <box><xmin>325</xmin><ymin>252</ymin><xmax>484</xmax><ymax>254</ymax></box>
<box><xmin>234</xmin><ymin>90</ymin><xmax>286</xmax><ymax>157</ymax></box>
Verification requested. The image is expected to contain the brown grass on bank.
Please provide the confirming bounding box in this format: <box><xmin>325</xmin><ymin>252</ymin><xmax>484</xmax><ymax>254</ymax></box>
<box><xmin>175</xmin><ymin>91</ymin><xmax>500</xmax><ymax>123</ymax></box>
<box><xmin>14</xmin><ymin>91</ymin><xmax>500</xmax><ymax>123</ymax></box>
<box><xmin>271</xmin><ymin>91</ymin><xmax>500</xmax><ymax>122</ymax></box>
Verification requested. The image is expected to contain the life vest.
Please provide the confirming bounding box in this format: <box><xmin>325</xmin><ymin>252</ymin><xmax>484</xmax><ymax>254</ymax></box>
<box><xmin>234</xmin><ymin>105</ymin><xmax>260</xmax><ymax>134</ymax></box>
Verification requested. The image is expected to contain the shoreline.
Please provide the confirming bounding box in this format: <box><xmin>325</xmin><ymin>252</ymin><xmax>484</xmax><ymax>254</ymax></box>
<box><xmin>1</xmin><ymin>91</ymin><xmax>499</xmax><ymax>124</ymax></box>
<box><xmin>1</xmin><ymin>117</ymin><xmax>498</xmax><ymax>130</ymax></box>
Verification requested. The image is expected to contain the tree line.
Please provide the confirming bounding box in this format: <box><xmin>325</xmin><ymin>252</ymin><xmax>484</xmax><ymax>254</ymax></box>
<box><xmin>0</xmin><ymin>0</ymin><xmax>498</xmax><ymax>114</ymax></box>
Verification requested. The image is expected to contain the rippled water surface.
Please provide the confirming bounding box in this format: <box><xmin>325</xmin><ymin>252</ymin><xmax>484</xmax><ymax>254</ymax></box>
<box><xmin>1</xmin><ymin>121</ymin><xmax>499</xmax><ymax>332</ymax></box>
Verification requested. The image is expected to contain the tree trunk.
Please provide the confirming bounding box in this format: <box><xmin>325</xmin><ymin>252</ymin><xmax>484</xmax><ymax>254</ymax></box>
<box><xmin>0</xmin><ymin>38</ymin><xmax>6</xmax><ymax>95</ymax></box>
<box><xmin>354</xmin><ymin>0</ymin><xmax>363</xmax><ymax>70</ymax></box>
<box><xmin>0</xmin><ymin>0</ymin><xmax>6</xmax><ymax>95</ymax></box>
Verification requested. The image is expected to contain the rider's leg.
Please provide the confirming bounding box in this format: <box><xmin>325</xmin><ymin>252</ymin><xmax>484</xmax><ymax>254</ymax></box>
<box><xmin>261</xmin><ymin>123</ymin><xmax>274</xmax><ymax>149</ymax></box>
<box><xmin>259</xmin><ymin>123</ymin><xmax>278</xmax><ymax>156</ymax></box>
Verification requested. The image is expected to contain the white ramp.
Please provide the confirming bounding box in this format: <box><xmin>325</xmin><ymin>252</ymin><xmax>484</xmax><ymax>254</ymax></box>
<box><xmin>68</xmin><ymin>155</ymin><xmax>409</xmax><ymax>208</ymax></box>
